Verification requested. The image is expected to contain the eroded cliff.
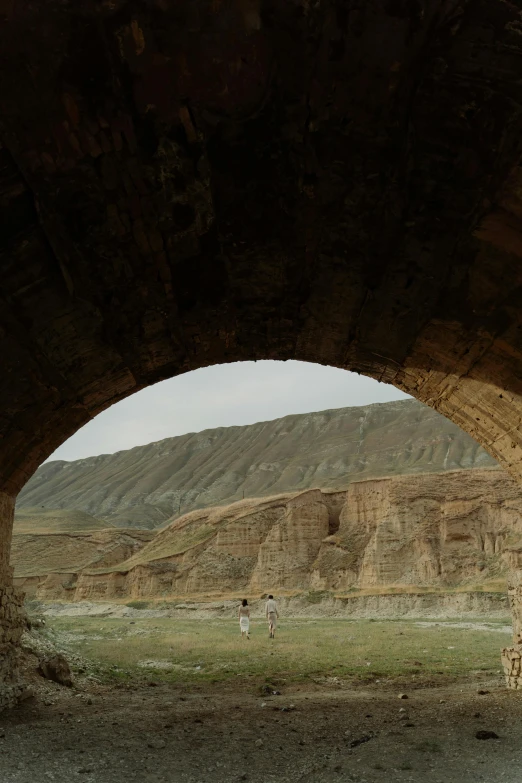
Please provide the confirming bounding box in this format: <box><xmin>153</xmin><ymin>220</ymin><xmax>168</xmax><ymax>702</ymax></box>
<box><xmin>13</xmin><ymin>529</ymin><xmax>154</xmax><ymax>600</ymax></box>
<box><xmin>14</xmin><ymin>468</ymin><xmax>522</xmax><ymax>602</ymax></box>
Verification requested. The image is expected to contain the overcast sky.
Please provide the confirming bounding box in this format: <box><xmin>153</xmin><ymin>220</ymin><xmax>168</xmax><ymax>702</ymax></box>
<box><xmin>48</xmin><ymin>360</ymin><xmax>411</xmax><ymax>462</ymax></box>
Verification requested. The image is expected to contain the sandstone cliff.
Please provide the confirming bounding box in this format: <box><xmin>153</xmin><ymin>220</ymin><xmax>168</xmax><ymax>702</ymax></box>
<box><xmin>14</xmin><ymin>468</ymin><xmax>522</xmax><ymax>602</ymax></box>
<box><xmin>12</xmin><ymin>528</ymin><xmax>154</xmax><ymax>600</ymax></box>
<box><xmin>16</xmin><ymin>400</ymin><xmax>497</xmax><ymax>528</ymax></box>
<box><xmin>311</xmin><ymin>470</ymin><xmax>522</xmax><ymax>591</ymax></box>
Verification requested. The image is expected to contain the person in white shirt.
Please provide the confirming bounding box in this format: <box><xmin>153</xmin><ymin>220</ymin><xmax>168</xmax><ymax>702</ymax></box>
<box><xmin>265</xmin><ymin>594</ymin><xmax>279</xmax><ymax>639</ymax></box>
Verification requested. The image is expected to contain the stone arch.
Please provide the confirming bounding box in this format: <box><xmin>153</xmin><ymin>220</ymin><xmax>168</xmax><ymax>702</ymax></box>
<box><xmin>3</xmin><ymin>0</ymin><xmax>522</xmax><ymax>701</ymax></box>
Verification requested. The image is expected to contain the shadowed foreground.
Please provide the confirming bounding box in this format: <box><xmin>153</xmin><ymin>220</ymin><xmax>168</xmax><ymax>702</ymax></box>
<box><xmin>2</xmin><ymin>677</ymin><xmax>521</xmax><ymax>783</ymax></box>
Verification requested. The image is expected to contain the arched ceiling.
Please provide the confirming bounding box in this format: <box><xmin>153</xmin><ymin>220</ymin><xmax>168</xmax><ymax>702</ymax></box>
<box><xmin>1</xmin><ymin>1</ymin><xmax>522</xmax><ymax>493</ymax></box>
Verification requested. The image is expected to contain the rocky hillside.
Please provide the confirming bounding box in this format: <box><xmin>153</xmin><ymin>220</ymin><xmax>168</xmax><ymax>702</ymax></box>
<box><xmin>16</xmin><ymin>400</ymin><xmax>497</xmax><ymax>529</ymax></box>
<box><xmin>14</xmin><ymin>468</ymin><xmax>522</xmax><ymax>602</ymax></box>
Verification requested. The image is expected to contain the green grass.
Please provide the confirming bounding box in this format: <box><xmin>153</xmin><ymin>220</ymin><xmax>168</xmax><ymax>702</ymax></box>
<box><xmin>13</xmin><ymin>507</ymin><xmax>109</xmax><ymax>533</ymax></box>
<box><xmin>44</xmin><ymin>616</ymin><xmax>512</xmax><ymax>687</ymax></box>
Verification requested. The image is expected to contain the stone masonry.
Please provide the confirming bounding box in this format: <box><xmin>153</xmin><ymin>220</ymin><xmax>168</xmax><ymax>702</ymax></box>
<box><xmin>501</xmin><ymin>570</ymin><xmax>522</xmax><ymax>689</ymax></box>
<box><xmin>0</xmin><ymin>586</ymin><xmax>26</xmax><ymax>710</ymax></box>
<box><xmin>0</xmin><ymin>492</ymin><xmax>26</xmax><ymax>711</ymax></box>
<box><xmin>501</xmin><ymin>645</ymin><xmax>522</xmax><ymax>690</ymax></box>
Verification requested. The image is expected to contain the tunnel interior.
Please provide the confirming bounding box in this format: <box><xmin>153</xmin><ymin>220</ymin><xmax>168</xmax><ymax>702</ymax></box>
<box><xmin>2</xmin><ymin>0</ymin><xmax>522</xmax><ymax>712</ymax></box>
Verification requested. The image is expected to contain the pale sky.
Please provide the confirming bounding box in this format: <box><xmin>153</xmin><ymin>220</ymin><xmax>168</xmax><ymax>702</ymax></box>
<box><xmin>49</xmin><ymin>361</ymin><xmax>411</xmax><ymax>462</ymax></box>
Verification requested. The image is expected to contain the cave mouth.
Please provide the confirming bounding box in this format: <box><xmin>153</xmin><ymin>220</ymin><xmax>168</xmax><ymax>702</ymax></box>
<box><xmin>10</xmin><ymin>358</ymin><xmax>508</xmax><ymax>609</ymax></box>
<box><xmin>328</xmin><ymin>507</ymin><xmax>341</xmax><ymax>536</ymax></box>
<box><xmin>2</xmin><ymin>5</ymin><xmax>522</xmax><ymax>776</ymax></box>
<box><xmin>10</xmin><ymin>357</ymin><xmax>513</xmax><ymax>630</ymax></box>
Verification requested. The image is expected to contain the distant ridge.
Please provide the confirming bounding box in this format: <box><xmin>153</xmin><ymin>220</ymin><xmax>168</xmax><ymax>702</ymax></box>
<box><xmin>16</xmin><ymin>399</ymin><xmax>498</xmax><ymax>529</ymax></box>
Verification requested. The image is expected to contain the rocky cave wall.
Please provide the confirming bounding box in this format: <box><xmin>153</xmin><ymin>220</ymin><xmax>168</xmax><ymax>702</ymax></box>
<box><xmin>0</xmin><ymin>494</ymin><xmax>26</xmax><ymax>709</ymax></box>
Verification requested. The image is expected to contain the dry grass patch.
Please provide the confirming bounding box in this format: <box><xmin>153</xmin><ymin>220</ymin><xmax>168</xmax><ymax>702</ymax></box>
<box><xmin>44</xmin><ymin>616</ymin><xmax>511</xmax><ymax>687</ymax></box>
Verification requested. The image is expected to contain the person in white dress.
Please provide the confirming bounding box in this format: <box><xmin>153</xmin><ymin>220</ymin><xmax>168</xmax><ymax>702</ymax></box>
<box><xmin>238</xmin><ymin>599</ymin><xmax>250</xmax><ymax>639</ymax></box>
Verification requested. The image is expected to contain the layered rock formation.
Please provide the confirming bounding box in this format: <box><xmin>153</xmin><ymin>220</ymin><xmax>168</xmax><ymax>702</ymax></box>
<box><xmin>16</xmin><ymin>400</ymin><xmax>497</xmax><ymax>529</ymax></box>
<box><xmin>311</xmin><ymin>470</ymin><xmax>522</xmax><ymax>591</ymax></box>
<box><xmin>13</xmin><ymin>529</ymin><xmax>154</xmax><ymax>601</ymax></box>
<box><xmin>14</xmin><ymin>468</ymin><xmax>522</xmax><ymax>602</ymax></box>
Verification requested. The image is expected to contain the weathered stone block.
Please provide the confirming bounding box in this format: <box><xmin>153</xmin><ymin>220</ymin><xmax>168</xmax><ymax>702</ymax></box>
<box><xmin>0</xmin><ymin>582</ymin><xmax>26</xmax><ymax>710</ymax></box>
<box><xmin>37</xmin><ymin>654</ymin><xmax>73</xmax><ymax>687</ymax></box>
<box><xmin>501</xmin><ymin>643</ymin><xmax>522</xmax><ymax>689</ymax></box>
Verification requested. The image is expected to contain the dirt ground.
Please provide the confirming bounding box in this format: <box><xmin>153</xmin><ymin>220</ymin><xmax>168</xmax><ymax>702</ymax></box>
<box><xmin>1</xmin><ymin>674</ymin><xmax>522</xmax><ymax>783</ymax></box>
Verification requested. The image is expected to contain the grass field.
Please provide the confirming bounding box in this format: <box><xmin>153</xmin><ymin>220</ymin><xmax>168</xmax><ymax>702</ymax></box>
<box><xmin>13</xmin><ymin>507</ymin><xmax>109</xmax><ymax>533</ymax></box>
<box><xmin>44</xmin><ymin>616</ymin><xmax>512</xmax><ymax>688</ymax></box>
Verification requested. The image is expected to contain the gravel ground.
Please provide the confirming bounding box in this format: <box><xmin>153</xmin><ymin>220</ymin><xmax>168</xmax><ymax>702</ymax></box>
<box><xmin>1</xmin><ymin>675</ymin><xmax>521</xmax><ymax>783</ymax></box>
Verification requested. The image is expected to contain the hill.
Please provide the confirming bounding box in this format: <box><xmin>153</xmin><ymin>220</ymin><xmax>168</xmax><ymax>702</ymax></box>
<box><xmin>16</xmin><ymin>400</ymin><xmax>498</xmax><ymax>529</ymax></box>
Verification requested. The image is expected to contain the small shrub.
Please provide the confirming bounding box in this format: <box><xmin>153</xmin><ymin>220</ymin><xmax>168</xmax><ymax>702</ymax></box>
<box><xmin>125</xmin><ymin>600</ymin><xmax>150</xmax><ymax>610</ymax></box>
